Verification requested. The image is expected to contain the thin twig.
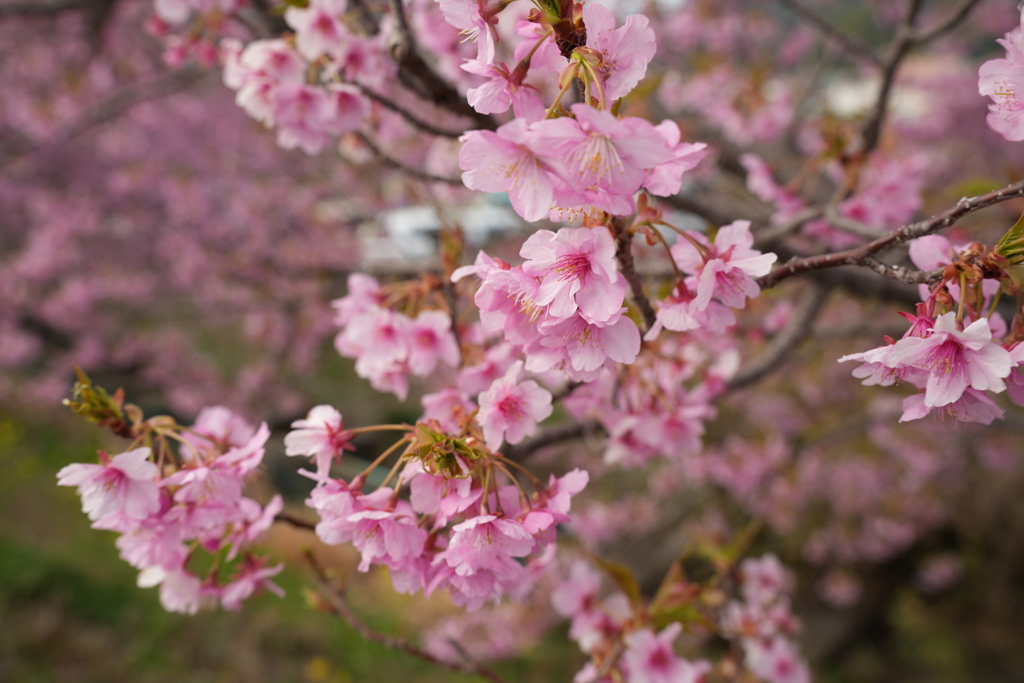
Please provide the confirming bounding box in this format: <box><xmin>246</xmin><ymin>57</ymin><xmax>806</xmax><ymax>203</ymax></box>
<box><xmin>611</xmin><ymin>217</ymin><xmax>657</xmax><ymax>332</ymax></box>
<box><xmin>358</xmin><ymin>85</ymin><xmax>466</xmax><ymax>139</ymax></box>
<box><xmin>823</xmin><ymin>206</ymin><xmax>884</xmax><ymax>239</ymax></box>
<box><xmin>275</xmin><ymin>510</ymin><xmax>318</xmax><ymax>531</ymax></box>
<box><xmin>758</xmin><ymin>178</ymin><xmax>1024</xmax><ymax>289</ymax></box>
<box><xmin>385</xmin><ymin>0</ymin><xmax>497</xmax><ymax>130</ymax></box>
<box><xmin>859</xmin><ymin>256</ymin><xmax>942</xmax><ymax>285</ymax></box>
<box><xmin>727</xmin><ymin>282</ymin><xmax>830</xmax><ymax>390</ymax></box>
<box><xmin>857</xmin><ymin>0</ymin><xmax>926</xmax><ymax>157</ymax></box>
<box><xmin>305</xmin><ymin>552</ymin><xmax>510</xmax><ymax>683</ymax></box>
<box><xmin>771</xmin><ymin>0</ymin><xmax>882</xmax><ymax>67</ymax></box>
<box><xmin>502</xmin><ymin>420</ymin><xmax>601</xmax><ymax>462</ymax></box>
<box><xmin>353</xmin><ymin>132</ymin><xmax>463</xmax><ymax>185</ymax></box>
<box><xmin>755</xmin><ymin>206</ymin><xmax>825</xmax><ymax>245</ymax></box>
<box><xmin>911</xmin><ymin>0</ymin><xmax>984</xmax><ymax>43</ymax></box>
<box><xmin>659</xmin><ymin>192</ymin><xmax>736</xmax><ymax>228</ymax></box>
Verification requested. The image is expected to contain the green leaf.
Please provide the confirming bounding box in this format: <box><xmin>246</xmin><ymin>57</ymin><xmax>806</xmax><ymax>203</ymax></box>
<box><xmin>995</xmin><ymin>210</ymin><xmax>1024</xmax><ymax>265</ymax></box>
<box><xmin>650</xmin><ymin>604</ymin><xmax>715</xmax><ymax>631</ymax></box>
<box><xmin>593</xmin><ymin>557</ymin><xmax>641</xmax><ymax>608</ymax></box>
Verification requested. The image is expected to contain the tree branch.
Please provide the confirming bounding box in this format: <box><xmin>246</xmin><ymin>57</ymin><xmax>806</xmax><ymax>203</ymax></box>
<box><xmin>275</xmin><ymin>510</ymin><xmax>318</xmax><ymax>531</ymax></box>
<box><xmin>353</xmin><ymin>132</ymin><xmax>463</xmax><ymax>185</ymax></box>
<box><xmin>771</xmin><ymin>0</ymin><xmax>882</xmax><ymax>67</ymax></box>
<box><xmin>358</xmin><ymin>85</ymin><xmax>467</xmax><ymax>139</ymax></box>
<box><xmin>611</xmin><ymin>217</ymin><xmax>657</xmax><ymax>332</ymax></box>
<box><xmin>758</xmin><ymin>179</ymin><xmax>1024</xmax><ymax>289</ymax></box>
<box><xmin>385</xmin><ymin>0</ymin><xmax>497</xmax><ymax>130</ymax></box>
<box><xmin>754</xmin><ymin>207</ymin><xmax>825</xmax><ymax>246</ymax></box>
<box><xmin>659</xmin><ymin>193</ymin><xmax>737</xmax><ymax>228</ymax></box>
<box><xmin>727</xmin><ymin>282</ymin><xmax>830</xmax><ymax>390</ymax></box>
<box><xmin>502</xmin><ymin>420</ymin><xmax>601</xmax><ymax>462</ymax></box>
<box><xmin>305</xmin><ymin>552</ymin><xmax>510</xmax><ymax>683</ymax></box>
<box><xmin>857</xmin><ymin>0</ymin><xmax>926</xmax><ymax>156</ymax></box>
<box><xmin>910</xmin><ymin>0</ymin><xmax>984</xmax><ymax>43</ymax></box>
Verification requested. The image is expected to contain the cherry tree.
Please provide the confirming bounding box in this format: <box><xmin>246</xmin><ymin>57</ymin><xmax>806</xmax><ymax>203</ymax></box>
<box><xmin>10</xmin><ymin>0</ymin><xmax>1024</xmax><ymax>679</ymax></box>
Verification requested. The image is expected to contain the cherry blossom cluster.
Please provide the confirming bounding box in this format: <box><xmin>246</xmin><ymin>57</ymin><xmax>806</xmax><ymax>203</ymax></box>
<box><xmin>285</xmin><ymin>403</ymin><xmax>588</xmax><ymax>609</ymax></box>
<box><xmin>57</xmin><ymin>397</ymin><xmax>283</xmax><ymax>614</ymax></box>
<box><xmin>563</xmin><ymin>335</ymin><xmax>732</xmax><ymax>468</ymax></box>
<box><xmin>453</xmin><ymin>225</ymin><xmax>642</xmax><ymax>383</ymax></box>
<box><xmin>222</xmin><ymin>37</ymin><xmax>371</xmax><ymax>155</ymax></box>
<box><xmin>551</xmin><ymin>561</ymin><xmax>710</xmax><ymax>683</ymax></box>
<box><xmin>331</xmin><ymin>274</ymin><xmax>460</xmax><ymax>400</ymax></box>
<box><xmin>459</xmin><ymin>107</ymin><xmax>706</xmax><ymax>222</ymax></box>
<box><xmin>644</xmin><ymin>219</ymin><xmax>777</xmax><ymax>340</ymax></box>
<box><xmin>721</xmin><ymin>555</ymin><xmax>810</xmax><ymax>683</ymax></box>
<box><xmin>840</xmin><ymin>234</ymin><xmax>1022</xmax><ymax>425</ymax></box>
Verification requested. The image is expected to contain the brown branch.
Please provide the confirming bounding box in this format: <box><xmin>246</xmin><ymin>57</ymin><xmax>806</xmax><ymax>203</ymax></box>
<box><xmin>860</xmin><ymin>256</ymin><xmax>942</xmax><ymax>285</ymax></box>
<box><xmin>754</xmin><ymin>207</ymin><xmax>825</xmax><ymax>246</ymax></box>
<box><xmin>857</xmin><ymin>0</ymin><xmax>926</xmax><ymax>157</ymax></box>
<box><xmin>502</xmin><ymin>419</ymin><xmax>600</xmax><ymax>461</ymax></box>
<box><xmin>910</xmin><ymin>0</ymin><xmax>984</xmax><ymax>43</ymax></box>
<box><xmin>823</xmin><ymin>206</ymin><xmax>884</xmax><ymax>239</ymax></box>
<box><xmin>305</xmin><ymin>552</ymin><xmax>510</xmax><ymax>683</ymax></box>
<box><xmin>386</xmin><ymin>0</ymin><xmax>497</xmax><ymax>130</ymax></box>
<box><xmin>727</xmin><ymin>282</ymin><xmax>830</xmax><ymax>390</ymax></box>
<box><xmin>353</xmin><ymin>132</ymin><xmax>462</xmax><ymax>185</ymax></box>
<box><xmin>358</xmin><ymin>85</ymin><xmax>466</xmax><ymax>139</ymax></box>
<box><xmin>771</xmin><ymin>0</ymin><xmax>882</xmax><ymax>67</ymax></box>
<box><xmin>758</xmin><ymin>179</ymin><xmax>1024</xmax><ymax>289</ymax></box>
<box><xmin>611</xmin><ymin>217</ymin><xmax>657</xmax><ymax>332</ymax></box>
<box><xmin>275</xmin><ymin>510</ymin><xmax>318</xmax><ymax>531</ymax></box>
<box><xmin>659</xmin><ymin>193</ymin><xmax>736</xmax><ymax>228</ymax></box>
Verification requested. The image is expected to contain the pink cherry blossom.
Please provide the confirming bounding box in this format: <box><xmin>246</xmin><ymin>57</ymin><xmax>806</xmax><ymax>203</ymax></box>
<box><xmin>740</xmin><ymin>554</ymin><xmax>790</xmax><ymax>606</ymax></box>
<box><xmin>57</xmin><ymin>448</ymin><xmax>161</xmax><ymax>521</ymax></box>
<box><xmin>520</xmin><ymin>226</ymin><xmax>627</xmax><ymax>323</ymax></box>
<box><xmin>407</xmin><ymin>310</ymin><xmax>460</xmax><ymax>376</ymax></box>
<box><xmin>434</xmin><ymin>0</ymin><xmax>500</xmax><ymax>63</ymax></box>
<box><xmin>979</xmin><ymin>27</ymin><xmax>1024</xmax><ymax>141</ymax></box>
<box><xmin>645</xmin><ymin>283</ymin><xmax>736</xmax><ymax>340</ymax></box>
<box><xmin>1006</xmin><ymin>342</ymin><xmax>1024</xmax><ymax>406</ymax></box>
<box><xmin>421</xmin><ymin>387</ymin><xmax>474</xmax><ymax>434</ymax></box>
<box><xmin>284</xmin><ymin>0</ymin><xmax>349</xmax><ymax>60</ymax></box>
<box><xmin>893</xmin><ymin>313</ymin><xmax>1012</xmax><ymax>407</ymax></box>
<box><xmin>349</xmin><ymin>505</ymin><xmax>428</xmax><ymax>572</ymax></box>
<box><xmin>643</xmin><ymin>121</ymin><xmax>708</xmax><ymax>197</ymax></box>
<box><xmin>444</xmin><ymin>514</ymin><xmax>535</xmax><ymax>576</ymax></box>
<box><xmin>532</xmin><ymin>105</ymin><xmax>672</xmax><ymax>212</ymax></box>
<box><xmin>476</xmin><ymin>361</ymin><xmax>553</xmax><ymax>450</ymax></box>
<box><xmin>551</xmin><ymin>560</ymin><xmax>601</xmax><ymax>617</ymax></box>
<box><xmin>284</xmin><ymin>404</ymin><xmax>355</xmax><ymax>481</ymax></box>
<box><xmin>743</xmin><ymin>637</ymin><xmax>810</xmax><ymax>683</ymax></box>
<box><xmin>220</xmin><ymin>558</ymin><xmax>285</xmax><ymax>610</ymax></box>
<box><xmin>622</xmin><ymin>623</ymin><xmax>708</xmax><ymax>683</ymax></box>
<box><xmin>538</xmin><ymin>310</ymin><xmax>641</xmax><ymax>374</ymax></box>
<box><xmin>461</xmin><ymin>59</ymin><xmax>545</xmax><ymax>121</ymax></box>
<box><xmin>900</xmin><ymin>387</ymin><xmax>1005</xmax><ymax>425</ymax></box>
<box><xmin>459</xmin><ymin>119</ymin><xmax>557</xmax><ymax>222</ymax></box>
<box><xmin>671</xmin><ymin>221</ymin><xmax>777</xmax><ymax>310</ymax></box>
<box><xmin>582</xmin><ymin>1</ymin><xmax>657</xmax><ymax>103</ymax></box>
<box><xmin>332</xmin><ymin>273</ymin><xmax>384</xmax><ymax>326</ymax></box>
<box><xmin>182</xmin><ymin>405</ymin><xmax>256</xmax><ymax>456</ymax></box>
